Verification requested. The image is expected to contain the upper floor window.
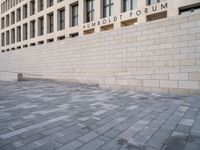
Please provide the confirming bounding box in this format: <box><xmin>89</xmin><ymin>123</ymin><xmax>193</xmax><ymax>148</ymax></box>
<box><xmin>17</xmin><ymin>8</ymin><xmax>21</xmax><ymax>22</ymax></box>
<box><xmin>58</xmin><ymin>8</ymin><xmax>65</xmax><ymax>30</ymax></box>
<box><xmin>6</xmin><ymin>14</ymin><xmax>9</xmax><ymax>27</ymax></box>
<box><xmin>147</xmin><ymin>0</ymin><xmax>165</xmax><ymax>5</ymax></box>
<box><xmin>1</xmin><ymin>17</ymin><xmax>5</xmax><ymax>29</ymax></box>
<box><xmin>23</xmin><ymin>4</ymin><xmax>28</xmax><ymax>19</ymax></box>
<box><xmin>47</xmin><ymin>0</ymin><xmax>54</xmax><ymax>7</ymax></box>
<box><xmin>11</xmin><ymin>28</ymin><xmax>15</xmax><ymax>44</ymax></box>
<box><xmin>86</xmin><ymin>0</ymin><xmax>94</xmax><ymax>23</ymax></box>
<box><xmin>11</xmin><ymin>11</ymin><xmax>15</xmax><ymax>24</ymax></box>
<box><xmin>6</xmin><ymin>31</ymin><xmax>10</xmax><ymax>45</ymax></box>
<box><xmin>38</xmin><ymin>0</ymin><xmax>44</xmax><ymax>12</ymax></box>
<box><xmin>47</xmin><ymin>12</ymin><xmax>54</xmax><ymax>33</ymax></box>
<box><xmin>103</xmin><ymin>0</ymin><xmax>114</xmax><ymax>18</ymax></box>
<box><xmin>123</xmin><ymin>0</ymin><xmax>137</xmax><ymax>12</ymax></box>
<box><xmin>38</xmin><ymin>17</ymin><xmax>44</xmax><ymax>36</ymax></box>
<box><xmin>1</xmin><ymin>33</ymin><xmax>5</xmax><ymax>46</ymax></box>
<box><xmin>71</xmin><ymin>3</ymin><xmax>78</xmax><ymax>27</ymax></box>
<box><xmin>17</xmin><ymin>26</ymin><xmax>21</xmax><ymax>42</ymax></box>
<box><xmin>30</xmin><ymin>0</ymin><xmax>35</xmax><ymax>15</ymax></box>
<box><xmin>23</xmin><ymin>23</ymin><xmax>28</xmax><ymax>40</ymax></box>
<box><xmin>30</xmin><ymin>20</ymin><xmax>36</xmax><ymax>38</ymax></box>
<box><xmin>57</xmin><ymin>0</ymin><xmax>64</xmax><ymax>3</ymax></box>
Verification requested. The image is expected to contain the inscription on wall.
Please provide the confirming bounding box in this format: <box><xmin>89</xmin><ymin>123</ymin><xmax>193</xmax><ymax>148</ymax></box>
<box><xmin>83</xmin><ymin>2</ymin><xmax>168</xmax><ymax>30</ymax></box>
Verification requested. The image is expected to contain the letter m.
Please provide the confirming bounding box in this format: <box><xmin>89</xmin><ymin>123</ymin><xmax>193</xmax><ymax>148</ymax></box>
<box><xmin>161</xmin><ymin>3</ymin><xmax>168</xmax><ymax>10</ymax></box>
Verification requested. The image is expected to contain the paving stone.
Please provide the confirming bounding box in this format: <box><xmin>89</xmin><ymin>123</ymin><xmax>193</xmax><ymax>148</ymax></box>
<box><xmin>0</xmin><ymin>80</ymin><xmax>199</xmax><ymax>150</ymax></box>
<box><xmin>179</xmin><ymin>119</ymin><xmax>194</xmax><ymax>126</ymax></box>
<box><xmin>78</xmin><ymin>138</ymin><xmax>105</xmax><ymax>150</ymax></box>
<box><xmin>184</xmin><ymin>142</ymin><xmax>200</xmax><ymax>150</ymax></box>
<box><xmin>57</xmin><ymin>140</ymin><xmax>83</xmax><ymax>150</ymax></box>
<box><xmin>78</xmin><ymin>131</ymin><xmax>99</xmax><ymax>143</ymax></box>
<box><xmin>56</xmin><ymin>131</ymin><xmax>82</xmax><ymax>144</ymax></box>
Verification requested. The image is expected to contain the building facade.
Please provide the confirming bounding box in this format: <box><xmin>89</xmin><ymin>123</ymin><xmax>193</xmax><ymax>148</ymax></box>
<box><xmin>0</xmin><ymin>0</ymin><xmax>200</xmax><ymax>52</ymax></box>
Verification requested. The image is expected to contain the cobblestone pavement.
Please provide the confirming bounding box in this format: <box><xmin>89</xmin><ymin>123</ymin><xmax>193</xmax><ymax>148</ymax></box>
<box><xmin>0</xmin><ymin>80</ymin><xmax>200</xmax><ymax>150</ymax></box>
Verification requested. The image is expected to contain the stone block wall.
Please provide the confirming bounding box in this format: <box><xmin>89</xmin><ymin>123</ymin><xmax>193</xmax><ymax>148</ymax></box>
<box><xmin>0</xmin><ymin>12</ymin><xmax>200</xmax><ymax>95</ymax></box>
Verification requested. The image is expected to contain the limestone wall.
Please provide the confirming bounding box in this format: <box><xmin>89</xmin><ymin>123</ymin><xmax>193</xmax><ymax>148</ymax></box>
<box><xmin>0</xmin><ymin>12</ymin><xmax>200</xmax><ymax>95</ymax></box>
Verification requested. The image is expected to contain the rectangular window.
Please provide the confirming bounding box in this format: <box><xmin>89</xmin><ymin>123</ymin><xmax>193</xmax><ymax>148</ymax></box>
<box><xmin>57</xmin><ymin>0</ymin><xmax>64</xmax><ymax>3</ymax></box>
<box><xmin>1</xmin><ymin>33</ymin><xmax>5</xmax><ymax>46</ymax></box>
<box><xmin>147</xmin><ymin>0</ymin><xmax>165</xmax><ymax>5</ymax></box>
<box><xmin>38</xmin><ymin>0</ymin><xmax>44</xmax><ymax>11</ymax></box>
<box><xmin>38</xmin><ymin>17</ymin><xmax>44</xmax><ymax>36</ymax></box>
<box><xmin>47</xmin><ymin>0</ymin><xmax>54</xmax><ymax>7</ymax></box>
<box><xmin>6</xmin><ymin>31</ymin><xmax>10</xmax><ymax>45</ymax></box>
<box><xmin>23</xmin><ymin>4</ymin><xmax>28</xmax><ymax>18</ymax></box>
<box><xmin>30</xmin><ymin>20</ymin><xmax>35</xmax><ymax>38</ymax></box>
<box><xmin>17</xmin><ymin>8</ymin><xmax>21</xmax><ymax>22</ymax></box>
<box><xmin>6</xmin><ymin>14</ymin><xmax>9</xmax><ymax>27</ymax></box>
<box><xmin>30</xmin><ymin>0</ymin><xmax>35</xmax><ymax>15</ymax></box>
<box><xmin>11</xmin><ymin>11</ymin><xmax>15</xmax><ymax>24</ymax></box>
<box><xmin>1</xmin><ymin>17</ymin><xmax>5</xmax><ymax>29</ymax></box>
<box><xmin>71</xmin><ymin>3</ymin><xmax>78</xmax><ymax>27</ymax></box>
<box><xmin>47</xmin><ymin>12</ymin><xmax>54</xmax><ymax>33</ymax></box>
<box><xmin>23</xmin><ymin>23</ymin><xmax>28</xmax><ymax>40</ymax></box>
<box><xmin>11</xmin><ymin>28</ymin><xmax>15</xmax><ymax>44</ymax></box>
<box><xmin>17</xmin><ymin>26</ymin><xmax>21</xmax><ymax>42</ymax></box>
<box><xmin>12</xmin><ymin>0</ymin><xmax>15</xmax><ymax>7</ymax></box>
<box><xmin>86</xmin><ymin>0</ymin><xmax>94</xmax><ymax>23</ymax></box>
<box><xmin>103</xmin><ymin>0</ymin><xmax>114</xmax><ymax>18</ymax></box>
<box><xmin>179</xmin><ymin>5</ymin><xmax>200</xmax><ymax>15</ymax></box>
<box><xmin>58</xmin><ymin>8</ymin><xmax>65</xmax><ymax>30</ymax></box>
<box><xmin>123</xmin><ymin>0</ymin><xmax>137</xmax><ymax>12</ymax></box>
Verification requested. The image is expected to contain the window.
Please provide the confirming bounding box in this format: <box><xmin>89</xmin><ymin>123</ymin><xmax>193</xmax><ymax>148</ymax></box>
<box><xmin>12</xmin><ymin>0</ymin><xmax>15</xmax><ymax>7</ymax></box>
<box><xmin>6</xmin><ymin>31</ymin><xmax>10</xmax><ymax>45</ymax></box>
<box><xmin>47</xmin><ymin>12</ymin><xmax>54</xmax><ymax>33</ymax></box>
<box><xmin>147</xmin><ymin>0</ymin><xmax>165</xmax><ymax>5</ymax></box>
<box><xmin>38</xmin><ymin>17</ymin><xmax>44</xmax><ymax>36</ymax></box>
<box><xmin>86</xmin><ymin>0</ymin><xmax>94</xmax><ymax>23</ymax></box>
<box><xmin>123</xmin><ymin>0</ymin><xmax>137</xmax><ymax>12</ymax></box>
<box><xmin>30</xmin><ymin>0</ymin><xmax>35</xmax><ymax>15</ymax></box>
<box><xmin>11</xmin><ymin>11</ymin><xmax>15</xmax><ymax>24</ymax></box>
<box><xmin>30</xmin><ymin>20</ymin><xmax>35</xmax><ymax>38</ymax></box>
<box><xmin>58</xmin><ymin>8</ymin><xmax>65</xmax><ymax>30</ymax></box>
<box><xmin>23</xmin><ymin>4</ymin><xmax>28</xmax><ymax>18</ymax></box>
<box><xmin>38</xmin><ymin>0</ymin><xmax>44</xmax><ymax>11</ymax></box>
<box><xmin>17</xmin><ymin>26</ymin><xmax>21</xmax><ymax>42</ymax></box>
<box><xmin>47</xmin><ymin>0</ymin><xmax>53</xmax><ymax>7</ymax></box>
<box><xmin>57</xmin><ymin>0</ymin><xmax>64</xmax><ymax>3</ymax></box>
<box><xmin>11</xmin><ymin>28</ymin><xmax>15</xmax><ymax>44</ymax></box>
<box><xmin>1</xmin><ymin>33</ymin><xmax>5</xmax><ymax>46</ymax></box>
<box><xmin>69</xmin><ymin>32</ymin><xmax>79</xmax><ymax>38</ymax></box>
<box><xmin>71</xmin><ymin>3</ymin><xmax>78</xmax><ymax>27</ymax></box>
<box><xmin>6</xmin><ymin>14</ymin><xmax>9</xmax><ymax>27</ymax></box>
<box><xmin>17</xmin><ymin>8</ymin><xmax>21</xmax><ymax>22</ymax></box>
<box><xmin>23</xmin><ymin>23</ymin><xmax>28</xmax><ymax>40</ymax></box>
<box><xmin>103</xmin><ymin>0</ymin><xmax>114</xmax><ymax>18</ymax></box>
<box><xmin>1</xmin><ymin>17</ymin><xmax>5</xmax><ymax>29</ymax></box>
<box><xmin>179</xmin><ymin>5</ymin><xmax>200</xmax><ymax>15</ymax></box>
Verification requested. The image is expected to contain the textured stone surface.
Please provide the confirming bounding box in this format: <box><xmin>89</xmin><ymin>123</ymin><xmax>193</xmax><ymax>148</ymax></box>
<box><xmin>0</xmin><ymin>13</ymin><xmax>200</xmax><ymax>95</ymax></box>
<box><xmin>0</xmin><ymin>80</ymin><xmax>200</xmax><ymax>150</ymax></box>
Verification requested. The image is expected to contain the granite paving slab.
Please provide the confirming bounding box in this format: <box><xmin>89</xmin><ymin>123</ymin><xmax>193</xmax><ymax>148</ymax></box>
<box><xmin>0</xmin><ymin>80</ymin><xmax>200</xmax><ymax>150</ymax></box>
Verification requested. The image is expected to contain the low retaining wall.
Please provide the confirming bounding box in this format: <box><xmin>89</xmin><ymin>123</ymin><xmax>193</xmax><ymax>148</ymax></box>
<box><xmin>0</xmin><ymin>12</ymin><xmax>200</xmax><ymax>95</ymax></box>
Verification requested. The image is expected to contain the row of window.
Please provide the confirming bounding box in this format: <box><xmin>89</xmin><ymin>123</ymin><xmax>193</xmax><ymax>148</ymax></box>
<box><xmin>1</xmin><ymin>0</ymin><xmax>65</xmax><ymax>14</ymax></box>
<box><xmin>1</xmin><ymin>9</ymin><xmax>67</xmax><ymax>47</ymax></box>
<box><xmin>1</xmin><ymin>0</ymin><xmax>23</xmax><ymax>14</ymax></box>
<box><xmin>1</xmin><ymin>0</ymin><xmax>165</xmax><ymax>30</ymax></box>
<box><xmin>1</xmin><ymin>3</ymin><xmax>78</xmax><ymax>30</ymax></box>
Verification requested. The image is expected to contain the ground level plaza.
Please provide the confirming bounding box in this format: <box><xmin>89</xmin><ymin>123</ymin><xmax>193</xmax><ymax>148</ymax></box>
<box><xmin>0</xmin><ymin>80</ymin><xmax>199</xmax><ymax>150</ymax></box>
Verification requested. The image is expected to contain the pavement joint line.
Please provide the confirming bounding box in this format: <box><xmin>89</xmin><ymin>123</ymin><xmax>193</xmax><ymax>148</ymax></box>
<box><xmin>0</xmin><ymin>115</ymin><xmax>69</xmax><ymax>139</ymax></box>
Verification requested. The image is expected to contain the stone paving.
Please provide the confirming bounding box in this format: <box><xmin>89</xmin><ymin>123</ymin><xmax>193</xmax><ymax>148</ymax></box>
<box><xmin>0</xmin><ymin>80</ymin><xmax>200</xmax><ymax>150</ymax></box>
